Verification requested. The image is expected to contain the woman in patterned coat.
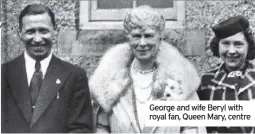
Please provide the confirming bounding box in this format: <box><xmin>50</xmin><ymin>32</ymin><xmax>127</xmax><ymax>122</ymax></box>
<box><xmin>197</xmin><ymin>15</ymin><xmax>255</xmax><ymax>133</ymax></box>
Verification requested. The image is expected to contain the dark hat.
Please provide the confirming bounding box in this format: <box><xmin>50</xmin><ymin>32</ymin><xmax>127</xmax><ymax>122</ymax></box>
<box><xmin>210</xmin><ymin>15</ymin><xmax>255</xmax><ymax>60</ymax></box>
<box><xmin>212</xmin><ymin>15</ymin><xmax>249</xmax><ymax>39</ymax></box>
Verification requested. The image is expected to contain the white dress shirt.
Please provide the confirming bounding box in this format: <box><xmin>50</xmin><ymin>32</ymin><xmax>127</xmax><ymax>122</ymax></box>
<box><xmin>24</xmin><ymin>51</ymin><xmax>52</xmax><ymax>86</ymax></box>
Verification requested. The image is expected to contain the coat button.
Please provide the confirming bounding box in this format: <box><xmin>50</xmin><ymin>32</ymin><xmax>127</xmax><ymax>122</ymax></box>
<box><xmin>32</xmin><ymin>106</ymin><xmax>35</xmax><ymax>109</ymax></box>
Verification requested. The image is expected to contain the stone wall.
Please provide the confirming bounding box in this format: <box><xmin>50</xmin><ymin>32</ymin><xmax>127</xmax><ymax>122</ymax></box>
<box><xmin>2</xmin><ymin>0</ymin><xmax>255</xmax><ymax>77</ymax></box>
<box><xmin>2</xmin><ymin>0</ymin><xmax>77</xmax><ymax>62</ymax></box>
<box><xmin>185</xmin><ymin>1</ymin><xmax>255</xmax><ymax>74</ymax></box>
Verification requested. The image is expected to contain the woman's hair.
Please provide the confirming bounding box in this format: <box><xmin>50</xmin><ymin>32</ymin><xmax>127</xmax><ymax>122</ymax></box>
<box><xmin>210</xmin><ymin>28</ymin><xmax>255</xmax><ymax>60</ymax></box>
<box><xmin>123</xmin><ymin>5</ymin><xmax>165</xmax><ymax>33</ymax></box>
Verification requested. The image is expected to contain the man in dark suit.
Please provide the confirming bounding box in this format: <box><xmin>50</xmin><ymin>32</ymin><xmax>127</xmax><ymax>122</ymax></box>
<box><xmin>1</xmin><ymin>4</ymin><xmax>93</xmax><ymax>133</ymax></box>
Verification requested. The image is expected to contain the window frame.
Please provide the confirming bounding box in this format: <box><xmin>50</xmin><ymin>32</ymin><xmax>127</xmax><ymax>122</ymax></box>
<box><xmin>79</xmin><ymin>0</ymin><xmax>185</xmax><ymax>29</ymax></box>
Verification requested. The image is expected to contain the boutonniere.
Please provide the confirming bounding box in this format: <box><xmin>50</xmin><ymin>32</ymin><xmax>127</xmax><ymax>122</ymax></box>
<box><xmin>56</xmin><ymin>79</ymin><xmax>61</xmax><ymax>84</ymax></box>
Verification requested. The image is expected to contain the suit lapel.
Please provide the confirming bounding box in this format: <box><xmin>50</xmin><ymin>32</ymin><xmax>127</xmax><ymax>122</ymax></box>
<box><xmin>10</xmin><ymin>54</ymin><xmax>32</xmax><ymax>124</ymax></box>
<box><xmin>30</xmin><ymin>56</ymin><xmax>71</xmax><ymax>127</ymax></box>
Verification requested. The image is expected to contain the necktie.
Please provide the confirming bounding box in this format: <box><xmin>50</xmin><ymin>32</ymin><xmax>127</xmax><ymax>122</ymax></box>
<box><xmin>30</xmin><ymin>61</ymin><xmax>43</xmax><ymax>109</ymax></box>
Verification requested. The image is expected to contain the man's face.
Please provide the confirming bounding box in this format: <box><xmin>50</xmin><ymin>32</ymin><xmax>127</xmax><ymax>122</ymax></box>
<box><xmin>219</xmin><ymin>32</ymin><xmax>249</xmax><ymax>71</ymax></box>
<box><xmin>19</xmin><ymin>13</ymin><xmax>55</xmax><ymax>60</ymax></box>
<box><xmin>128</xmin><ymin>27</ymin><xmax>161</xmax><ymax>63</ymax></box>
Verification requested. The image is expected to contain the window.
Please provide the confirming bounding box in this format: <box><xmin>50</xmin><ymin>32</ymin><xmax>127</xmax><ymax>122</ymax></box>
<box><xmin>79</xmin><ymin>0</ymin><xmax>185</xmax><ymax>29</ymax></box>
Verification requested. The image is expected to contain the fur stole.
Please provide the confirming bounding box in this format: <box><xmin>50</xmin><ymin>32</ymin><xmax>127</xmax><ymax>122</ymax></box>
<box><xmin>89</xmin><ymin>41</ymin><xmax>200</xmax><ymax>112</ymax></box>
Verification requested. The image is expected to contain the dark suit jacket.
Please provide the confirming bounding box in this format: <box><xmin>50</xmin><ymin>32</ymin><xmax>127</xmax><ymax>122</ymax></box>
<box><xmin>1</xmin><ymin>53</ymin><xmax>93</xmax><ymax>133</ymax></box>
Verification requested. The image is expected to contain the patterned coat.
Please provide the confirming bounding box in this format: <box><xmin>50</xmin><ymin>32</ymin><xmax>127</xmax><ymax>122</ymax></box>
<box><xmin>198</xmin><ymin>62</ymin><xmax>255</xmax><ymax>133</ymax></box>
<box><xmin>89</xmin><ymin>41</ymin><xmax>207</xmax><ymax>133</ymax></box>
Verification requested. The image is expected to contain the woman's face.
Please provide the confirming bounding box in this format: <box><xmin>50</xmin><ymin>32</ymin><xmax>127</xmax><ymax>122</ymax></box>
<box><xmin>219</xmin><ymin>32</ymin><xmax>249</xmax><ymax>71</ymax></box>
<box><xmin>128</xmin><ymin>27</ymin><xmax>161</xmax><ymax>63</ymax></box>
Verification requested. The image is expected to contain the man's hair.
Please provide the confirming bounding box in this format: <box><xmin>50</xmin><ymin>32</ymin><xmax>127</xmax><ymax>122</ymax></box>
<box><xmin>19</xmin><ymin>4</ymin><xmax>56</xmax><ymax>30</ymax></box>
<box><xmin>123</xmin><ymin>5</ymin><xmax>165</xmax><ymax>33</ymax></box>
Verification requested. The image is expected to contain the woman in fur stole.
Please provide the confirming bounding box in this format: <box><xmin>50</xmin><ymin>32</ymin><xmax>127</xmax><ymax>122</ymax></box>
<box><xmin>90</xmin><ymin>5</ymin><xmax>206</xmax><ymax>133</ymax></box>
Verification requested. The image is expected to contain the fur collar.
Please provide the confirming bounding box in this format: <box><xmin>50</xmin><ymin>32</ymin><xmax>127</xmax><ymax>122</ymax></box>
<box><xmin>89</xmin><ymin>41</ymin><xmax>200</xmax><ymax>112</ymax></box>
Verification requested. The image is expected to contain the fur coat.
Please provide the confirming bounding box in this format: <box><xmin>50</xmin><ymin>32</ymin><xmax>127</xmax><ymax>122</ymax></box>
<box><xmin>89</xmin><ymin>41</ymin><xmax>206</xmax><ymax>133</ymax></box>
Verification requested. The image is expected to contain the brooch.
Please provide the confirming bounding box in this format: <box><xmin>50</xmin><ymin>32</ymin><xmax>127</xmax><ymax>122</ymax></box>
<box><xmin>227</xmin><ymin>71</ymin><xmax>242</xmax><ymax>78</ymax></box>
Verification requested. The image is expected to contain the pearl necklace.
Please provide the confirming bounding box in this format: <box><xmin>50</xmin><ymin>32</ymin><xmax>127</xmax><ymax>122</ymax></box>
<box><xmin>134</xmin><ymin>66</ymin><xmax>157</xmax><ymax>74</ymax></box>
<box><xmin>131</xmin><ymin>60</ymin><xmax>155</xmax><ymax>104</ymax></box>
<box><xmin>136</xmin><ymin>93</ymin><xmax>152</xmax><ymax>104</ymax></box>
<box><xmin>131</xmin><ymin>61</ymin><xmax>156</xmax><ymax>89</ymax></box>
<box><xmin>132</xmin><ymin>61</ymin><xmax>157</xmax><ymax>74</ymax></box>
